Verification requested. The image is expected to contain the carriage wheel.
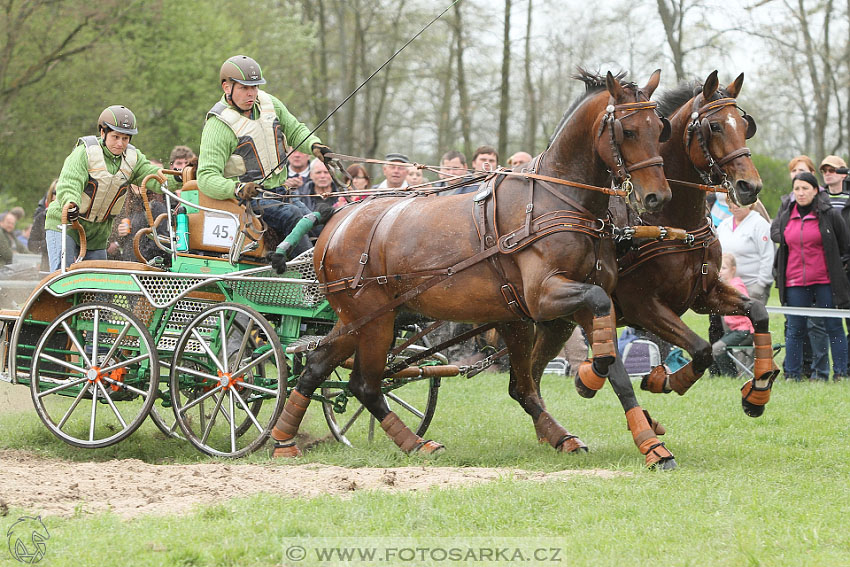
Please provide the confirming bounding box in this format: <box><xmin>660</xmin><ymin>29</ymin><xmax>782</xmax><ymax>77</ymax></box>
<box><xmin>317</xmin><ymin>343</ymin><xmax>442</xmax><ymax>447</ymax></box>
<box><xmin>169</xmin><ymin>303</ymin><xmax>285</xmax><ymax>458</ymax></box>
<box><xmin>29</xmin><ymin>302</ymin><xmax>159</xmax><ymax>448</ymax></box>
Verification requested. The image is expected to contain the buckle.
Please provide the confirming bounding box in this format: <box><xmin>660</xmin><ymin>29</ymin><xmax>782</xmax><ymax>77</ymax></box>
<box><xmin>701</xmin><ymin>263</ymin><xmax>709</xmax><ymax>275</ymax></box>
<box><xmin>307</xmin><ymin>340</ymin><xmax>320</xmax><ymax>351</ymax></box>
<box><xmin>376</xmin><ymin>275</ymin><xmax>388</xmax><ymax>284</ymax></box>
<box><xmin>502</xmin><ymin>235</ymin><xmax>517</xmax><ymax>249</ymax></box>
<box><xmin>359</xmin><ymin>253</ymin><xmax>369</xmax><ymax>265</ymax></box>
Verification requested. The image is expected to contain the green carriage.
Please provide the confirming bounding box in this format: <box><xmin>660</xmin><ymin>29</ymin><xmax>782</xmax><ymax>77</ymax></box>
<box><xmin>0</xmin><ymin>176</ymin><xmax>456</xmax><ymax>457</ymax></box>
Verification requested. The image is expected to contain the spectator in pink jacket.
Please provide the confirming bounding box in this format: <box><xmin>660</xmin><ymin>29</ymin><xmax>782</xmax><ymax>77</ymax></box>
<box><xmin>711</xmin><ymin>253</ymin><xmax>755</xmax><ymax>376</ymax></box>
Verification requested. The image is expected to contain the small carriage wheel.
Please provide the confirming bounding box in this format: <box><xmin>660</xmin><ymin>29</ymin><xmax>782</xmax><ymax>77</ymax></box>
<box><xmin>315</xmin><ymin>343</ymin><xmax>442</xmax><ymax>447</ymax></box>
<box><xmin>169</xmin><ymin>303</ymin><xmax>286</xmax><ymax>458</ymax></box>
<box><xmin>29</xmin><ymin>302</ymin><xmax>159</xmax><ymax>448</ymax></box>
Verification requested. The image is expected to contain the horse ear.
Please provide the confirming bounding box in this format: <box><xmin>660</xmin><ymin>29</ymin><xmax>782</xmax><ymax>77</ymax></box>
<box><xmin>702</xmin><ymin>70</ymin><xmax>719</xmax><ymax>100</ymax></box>
<box><xmin>606</xmin><ymin>71</ymin><xmax>625</xmax><ymax>101</ymax></box>
<box><xmin>642</xmin><ymin>69</ymin><xmax>662</xmax><ymax>98</ymax></box>
<box><xmin>726</xmin><ymin>72</ymin><xmax>745</xmax><ymax>98</ymax></box>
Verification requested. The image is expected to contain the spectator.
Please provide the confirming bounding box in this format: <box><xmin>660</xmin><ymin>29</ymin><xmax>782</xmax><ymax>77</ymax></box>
<box><xmin>434</xmin><ymin>150</ymin><xmax>468</xmax><ymax>191</ymax></box>
<box><xmin>717</xmin><ymin>199</ymin><xmax>774</xmax><ymax>303</ymax></box>
<box><xmin>0</xmin><ymin>212</ymin><xmax>26</xmax><ymax>264</ymax></box>
<box><xmin>374</xmin><ymin>153</ymin><xmax>409</xmax><ymax>189</ymax></box>
<box><xmin>28</xmin><ymin>180</ymin><xmax>56</xmax><ymax>270</ymax></box>
<box><xmin>406</xmin><ymin>165</ymin><xmax>425</xmax><ymax>187</ymax></box>
<box><xmin>197</xmin><ymin>55</ymin><xmax>331</xmax><ymax>256</ymax></box>
<box><xmin>820</xmin><ymin>155</ymin><xmax>849</xmax><ymax>216</ymax></box>
<box><xmin>345</xmin><ymin>164</ymin><xmax>370</xmax><ymax>202</ymax></box>
<box><xmin>710</xmin><ymin>192</ymin><xmax>731</xmax><ymax>226</ymax></box>
<box><xmin>44</xmin><ymin>105</ymin><xmax>165</xmax><ymax>271</ymax></box>
<box><xmin>17</xmin><ymin>225</ymin><xmax>30</xmax><ymax>249</ymax></box>
<box><xmin>298</xmin><ymin>159</ymin><xmax>341</xmax><ymax>211</ymax></box>
<box><xmin>771</xmin><ymin>171</ymin><xmax>850</xmax><ymax>382</ymax></box>
<box><xmin>711</xmin><ymin>253</ymin><xmax>755</xmax><ymax>376</ymax></box>
<box><xmin>508</xmin><ymin>151</ymin><xmax>533</xmax><ymax>168</ymax></box>
<box><xmin>167</xmin><ymin>145</ymin><xmax>196</xmax><ymax>193</ymax></box>
<box><xmin>450</xmin><ymin>145</ymin><xmax>499</xmax><ymax>195</ymax></box>
<box><xmin>284</xmin><ymin>149</ymin><xmax>311</xmax><ymax>193</ymax></box>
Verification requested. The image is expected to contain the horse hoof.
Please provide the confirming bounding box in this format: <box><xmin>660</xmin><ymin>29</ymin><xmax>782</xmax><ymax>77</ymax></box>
<box><xmin>273</xmin><ymin>444</ymin><xmax>302</xmax><ymax>458</ymax></box>
<box><xmin>574</xmin><ymin>374</ymin><xmax>598</xmax><ymax>399</ymax></box>
<box><xmin>557</xmin><ymin>436</ymin><xmax>588</xmax><ymax>453</ymax></box>
<box><xmin>416</xmin><ymin>440</ymin><xmax>445</xmax><ymax>455</ymax></box>
<box><xmin>649</xmin><ymin>457</ymin><xmax>677</xmax><ymax>471</ymax></box>
<box><xmin>742</xmin><ymin>399</ymin><xmax>765</xmax><ymax>418</ymax></box>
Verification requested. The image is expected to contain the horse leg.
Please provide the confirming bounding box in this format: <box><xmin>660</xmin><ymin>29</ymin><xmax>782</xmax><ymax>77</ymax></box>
<box><xmin>501</xmin><ymin>321</ymin><xmax>587</xmax><ymax>453</ymax></box>
<box><xmin>575</xmin><ymin>306</ymin><xmax>676</xmax><ymax>469</ymax></box>
<box><xmin>618</xmin><ymin>300</ymin><xmax>713</xmax><ymax>396</ymax></box>
<box><xmin>347</xmin><ymin>314</ymin><xmax>444</xmax><ymax>455</ymax></box>
<box><xmin>271</xmin><ymin>328</ymin><xmax>358</xmax><ymax>458</ymax></box>
<box><xmin>694</xmin><ymin>284</ymin><xmax>779</xmax><ymax>417</ymax></box>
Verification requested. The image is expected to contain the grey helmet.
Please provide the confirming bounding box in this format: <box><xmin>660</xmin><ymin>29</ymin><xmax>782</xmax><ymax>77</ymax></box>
<box><xmin>98</xmin><ymin>105</ymin><xmax>138</xmax><ymax>135</ymax></box>
<box><xmin>220</xmin><ymin>55</ymin><xmax>266</xmax><ymax>86</ymax></box>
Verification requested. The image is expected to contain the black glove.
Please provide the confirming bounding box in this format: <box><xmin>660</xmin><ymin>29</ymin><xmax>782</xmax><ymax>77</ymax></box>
<box><xmin>235</xmin><ymin>181</ymin><xmax>260</xmax><ymax>200</ymax></box>
<box><xmin>66</xmin><ymin>203</ymin><xmax>79</xmax><ymax>223</ymax></box>
<box><xmin>312</xmin><ymin>143</ymin><xmax>332</xmax><ymax>164</ymax></box>
<box><xmin>269</xmin><ymin>251</ymin><xmax>288</xmax><ymax>274</ymax></box>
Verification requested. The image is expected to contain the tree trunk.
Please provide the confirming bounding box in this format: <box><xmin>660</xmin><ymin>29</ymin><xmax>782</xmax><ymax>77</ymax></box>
<box><xmin>656</xmin><ymin>0</ymin><xmax>686</xmax><ymax>82</ymax></box>
<box><xmin>523</xmin><ymin>0</ymin><xmax>537</xmax><ymax>153</ymax></box>
<box><xmin>454</xmin><ymin>2</ymin><xmax>472</xmax><ymax>159</ymax></box>
<box><xmin>497</xmin><ymin>0</ymin><xmax>512</xmax><ymax>162</ymax></box>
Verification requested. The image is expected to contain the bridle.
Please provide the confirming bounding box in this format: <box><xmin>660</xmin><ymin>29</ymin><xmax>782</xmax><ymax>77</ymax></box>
<box><xmin>685</xmin><ymin>94</ymin><xmax>757</xmax><ymax>192</ymax></box>
<box><xmin>598</xmin><ymin>97</ymin><xmax>668</xmax><ymax>199</ymax></box>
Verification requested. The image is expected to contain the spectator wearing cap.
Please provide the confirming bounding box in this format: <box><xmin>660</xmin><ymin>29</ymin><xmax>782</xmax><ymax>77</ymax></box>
<box><xmin>820</xmin><ymin>155</ymin><xmax>849</xmax><ymax>217</ymax></box>
<box><xmin>375</xmin><ymin>153</ymin><xmax>409</xmax><ymax>189</ymax></box>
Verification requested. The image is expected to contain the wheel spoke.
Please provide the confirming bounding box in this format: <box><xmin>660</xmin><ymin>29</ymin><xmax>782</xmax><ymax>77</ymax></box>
<box><xmin>229</xmin><ymin>390</ymin><xmax>237</xmax><ymax>453</ymax></box>
<box><xmin>192</xmin><ymin>328</ymin><xmax>225</xmax><ymax>374</ymax></box>
<box><xmin>230</xmin><ymin>349</ymin><xmax>275</xmax><ymax>380</ymax></box>
<box><xmin>99</xmin><ymin>353</ymin><xmax>151</xmax><ymax>374</ymax></box>
<box><xmin>386</xmin><ymin>392</ymin><xmax>425</xmax><ymax>419</ymax></box>
<box><xmin>177</xmin><ymin>384</ymin><xmax>223</xmax><ymax>415</ymax></box>
<box><xmin>89</xmin><ymin>382</ymin><xmax>98</xmax><ymax>442</ymax></box>
<box><xmin>232</xmin><ymin>319</ymin><xmax>254</xmax><ymax>373</ymax></box>
<box><xmin>96</xmin><ymin>381</ymin><xmax>127</xmax><ymax>428</ymax></box>
<box><xmin>235</xmin><ymin>380</ymin><xmax>277</xmax><ymax>397</ymax></box>
<box><xmin>57</xmin><ymin>382</ymin><xmax>90</xmax><ymax>428</ymax></box>
<box><xmin>101</xmin><ymin>376</ymin><xmax>149</xmax><ymax>398</ymax></box>
<box><xmin>200</xmin><ymin>392</ymin><xmax>225</xmax><ymax>445</ymax></box>
<box><xmin>232</xmin><ymin>388</ymin><xmax>264</xmax><ymax>434</ymax></box>
<box><xmin>100</xmin><ymin>322</ymin><xmax>132</xmax><ymax>369</ymax></box>
<box><xmin>62</xmin><ymin>320</ymin><xmax>92</xmax><ymax>368</ymax></box>
<box><xmin>219</xmin><ymin>311</ymin><xmax>229</xmax><ymax>373</ymax></box>
<box><xmin>36</xmin><ymin>375</ymin><xmax>88</xmax><ymax>398</ymax></box>
<box><xmin>338</xmin><ymin>403</ymin><xmax>367</xmax><ymax>436</ymax></box>
<box><xmin>92</xmin><ymin>308</ymin><xmax>101</xmax><ymax>366</ymax></box>
<box><xmin>174</xmin><ymin>364</ymin><xmax>218</xmax><ymax>382</ymax></box>
<box><xmin>38</xmin><ymin>354</ymin><xmax>87</xmax><ymax>377</ymax></box>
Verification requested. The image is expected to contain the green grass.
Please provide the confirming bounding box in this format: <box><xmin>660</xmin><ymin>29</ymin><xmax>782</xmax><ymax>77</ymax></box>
<box><xmin>2</xmin><ymin>368</ymin><xmax>849</xmax><ymax>566</ymax></box>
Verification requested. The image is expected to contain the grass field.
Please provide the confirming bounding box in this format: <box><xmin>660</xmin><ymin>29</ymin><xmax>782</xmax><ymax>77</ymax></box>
<box><xmin>2</xmin><ymin>359</ymin><xmax>848</xmax><ymax>566</ymax></box>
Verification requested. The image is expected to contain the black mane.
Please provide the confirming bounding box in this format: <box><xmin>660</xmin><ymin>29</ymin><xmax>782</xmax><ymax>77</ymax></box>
<box><xmin>656</xmin><ymin>79</ymin><xmax>733</xmax><ymax>118</ymax></box>
<box><xmin>548</xmin><ymin>68</ymin><xmax>630</xmax><ymax>147</ymax></box>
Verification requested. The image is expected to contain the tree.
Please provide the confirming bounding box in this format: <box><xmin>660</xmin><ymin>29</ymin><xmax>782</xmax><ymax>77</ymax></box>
<box><xmin>497</xmin><ymin>0</ymin><xmax>512</xmax><ymax>161</ymax></box>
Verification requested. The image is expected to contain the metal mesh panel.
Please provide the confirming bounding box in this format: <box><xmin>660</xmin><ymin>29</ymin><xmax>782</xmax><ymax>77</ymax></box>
<box><xmin>76</xmin><ymin>297</ymin><xmax>155</xmax><ymax>327</ymax></box>
<box><xmin>227</xmin><ymin>249</ymin><xmax>323</xmax><ymax>307</ymax></box>
<box><xmin>136</xmin><ymin>275</ymin><xmax>204</xmax><ymax>307</ymax></box>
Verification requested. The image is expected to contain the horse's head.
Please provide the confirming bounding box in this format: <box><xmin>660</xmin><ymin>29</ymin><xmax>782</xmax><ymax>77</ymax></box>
<box><xmin>592</xmin><ymin>70</ymin><xmax>672</xmax><ymax>213</ymax></box>
<box><xmin>682</xmin><ymin>70</ymin><xmax>762</xmax><ymax>205</ymax></box>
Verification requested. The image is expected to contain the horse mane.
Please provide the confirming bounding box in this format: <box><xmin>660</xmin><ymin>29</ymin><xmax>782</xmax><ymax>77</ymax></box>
<box><xmin>656</xmin><ymin>80</ymin><xmax>734</xmax><ymax>118</ymax></box>
<box><xmin>548</xmin><ymin>68</ymin><xmax>630</xmax><ymax>147</ymax></box>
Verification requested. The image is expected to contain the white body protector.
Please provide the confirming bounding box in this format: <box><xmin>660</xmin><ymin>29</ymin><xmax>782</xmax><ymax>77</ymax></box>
<box><xmin>77</xmin><ymin>136</ymin><xmax>138</xmax><ymax>223</ymax></box>
<box><xmin>207</xmin><ymin>91</ymin><xmax>287</xmax><ymax>183</ymax></box>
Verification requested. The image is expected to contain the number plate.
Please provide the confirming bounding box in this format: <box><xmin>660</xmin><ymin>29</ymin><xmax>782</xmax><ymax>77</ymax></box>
<box><xmin>202</xmin><ymin>214</ymin><xmax>238</xmax><ymax>248</ymax></box>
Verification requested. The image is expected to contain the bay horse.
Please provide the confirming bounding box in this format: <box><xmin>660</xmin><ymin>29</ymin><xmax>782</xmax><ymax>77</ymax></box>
<box><xmin>271</xmin><ymin>70</ymin><xmax>677</xmax><ymax>468</ymax></box>
<box><xmin>614</xmin><ymin>70</ymin><xmax>779</xmax><ymax>415</ymax></box>
<box><xmin>528</xmin><ymin>71</ymin><xmax>778</xmax><ymax>428</ymax></box>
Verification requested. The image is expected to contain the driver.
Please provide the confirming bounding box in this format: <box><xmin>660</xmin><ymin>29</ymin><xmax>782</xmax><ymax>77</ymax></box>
<box><xmin>197</xmin><ymin>55</ymin><xmax>332</xmax><ymax>257</ymax></box>
<box><xmin>45</xmin><ymin>105</ymin><xmax>166</xmax><ymax>271</ymax></box>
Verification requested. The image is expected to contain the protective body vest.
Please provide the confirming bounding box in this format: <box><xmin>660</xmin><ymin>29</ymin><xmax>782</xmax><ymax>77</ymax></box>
<box><xmin>77</xmin><ymin>136</ymin><xmax>138</xmax><ymax>223</ymax></box>
<box><xmin>207</xmin><ymin>91</ymin><xmax>287</xmax><ymax>182</ymax></box>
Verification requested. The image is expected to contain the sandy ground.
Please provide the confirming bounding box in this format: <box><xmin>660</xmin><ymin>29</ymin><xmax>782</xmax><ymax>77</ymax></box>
<box><xmin>0</xmin><ymin>449</ymin><xmax>623</xmax><ymax>520</ymax></box>
<box><xmin>0</xmin><ymin>383</ymin><xmax>622</xmax><ymax>520</ymax></box>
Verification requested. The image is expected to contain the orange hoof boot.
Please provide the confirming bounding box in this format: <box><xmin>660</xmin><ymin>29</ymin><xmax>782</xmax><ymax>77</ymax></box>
<box><xmin>641</xmin><ymin>365</ymin><xmax>670</xmax><ymax>394</ymax></box>
<box><xmin>414</xmin><ymin>440</ymin><xmax>445</xmax><ymax>455</ymax></box>
<box><xmin>555</xmin><ymin>434</ymin><xmax>588</xmax><ymax>453</ymax></box>
<box><xmin>272</xmin><ymin>440</ymin><xmax>302</xmax><ymax>458</ymax></box>
<box><xmin>642</xmin><ymin>409</ymin><xmax>666</xmax><ymax>436</ymax></box>
<box><xmin>575</xmin><ymin>361</ymin><xmax>606</xmax><ymax>399</ymax></box>
<box><xmin>644</xmin><ymin>442</ymin><xmax>676</xmax><ymax>470</ymax></box>
<box><xmin>741</xmin><ymin>378</ymin><xmax>774</xmax><ymax>418</ymax></box>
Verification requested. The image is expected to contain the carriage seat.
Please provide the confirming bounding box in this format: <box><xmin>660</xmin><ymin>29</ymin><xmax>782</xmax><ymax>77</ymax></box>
<box><xmin>180</xmin><ymin>179</ymin><xmax>267</xmax><ymax>259</ymax></box>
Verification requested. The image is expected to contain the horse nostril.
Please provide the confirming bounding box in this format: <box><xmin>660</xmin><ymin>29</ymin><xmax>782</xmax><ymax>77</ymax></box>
<box><xmin>736</xmin><ymin>180</ymin><xmax>753</xmax><ymax>195</ymax></box>
<box><xmin>644</xmin><ymin>193</ymin><xmax>659</xmax><ymax>210</ymax></box>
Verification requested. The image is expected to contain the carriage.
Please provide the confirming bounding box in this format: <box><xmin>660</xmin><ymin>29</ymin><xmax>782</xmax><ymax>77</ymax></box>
<box><xmin>0</xmin><ymin>171</ymin><xmax>460</xmax><ymax>458</ymax></box>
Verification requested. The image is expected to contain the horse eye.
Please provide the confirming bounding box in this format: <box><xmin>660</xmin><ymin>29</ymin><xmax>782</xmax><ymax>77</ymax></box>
<box><xmin>710</xmin><ymin>122</ymin><xmax>722</xmax><ymax>133</ymax></box>
<box><xmin>623</xmin><ymin>130</ymin><xmax>636</xmax><ymax>139</ymax></box>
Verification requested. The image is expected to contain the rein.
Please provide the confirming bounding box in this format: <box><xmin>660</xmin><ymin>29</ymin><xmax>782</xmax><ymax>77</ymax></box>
<box><xmin>686</xmin><ymin>96</ymin><xmax>754</xmax><ymax>190</ymax></box>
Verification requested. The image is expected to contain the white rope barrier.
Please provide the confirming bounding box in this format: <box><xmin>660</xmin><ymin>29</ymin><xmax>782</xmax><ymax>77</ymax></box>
<box><xmin>766</xmin><ymin>305</ymin><xmax>850</xmax><ymax>319</ymax></box>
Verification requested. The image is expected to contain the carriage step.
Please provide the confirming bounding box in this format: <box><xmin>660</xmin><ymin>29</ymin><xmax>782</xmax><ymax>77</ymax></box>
<box><xmin>340</xmin><ymin>358</ymin><xmax>460</xmax><ymax>378</ymax></box>
<box><xmin>286</xmin><ymin>335</ymin><xmax>324</xmax><ymax>354</ymax></box>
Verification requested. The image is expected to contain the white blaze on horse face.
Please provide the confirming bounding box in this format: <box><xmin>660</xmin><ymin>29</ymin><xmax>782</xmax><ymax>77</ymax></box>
<box><xmin>726</xmin><ymin>114</ymin><xmax>738</xmax><ymax>132</ymax></box>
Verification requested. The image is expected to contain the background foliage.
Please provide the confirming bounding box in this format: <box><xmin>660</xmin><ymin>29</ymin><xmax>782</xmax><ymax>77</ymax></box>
<box><xmin>1</xmin><ymin>0</ymin><xmax>848</xmax><ymax>215</ymax></box>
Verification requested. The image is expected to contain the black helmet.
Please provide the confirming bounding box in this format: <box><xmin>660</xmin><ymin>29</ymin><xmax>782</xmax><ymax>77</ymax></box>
<box><xmin>220</xmin><ymin>55</ymin><xmax>266</xmax><ymax>86</ymax></box>
<box><xmin>98</xmin><ymin>105</ymin><xmax>138</xmax><ymax>135</ymax></box>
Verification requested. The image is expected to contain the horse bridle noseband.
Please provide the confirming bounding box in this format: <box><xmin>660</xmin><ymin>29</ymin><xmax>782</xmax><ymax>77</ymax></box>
<box><xmin>598</xmin><ymin>97</ymin><xmax>668</xmax><ymax>196</ymax></box>
<box><xmin>686</xmin><ymin>95</ymin><xmax>757</xmax><ymax>190</ymax></box>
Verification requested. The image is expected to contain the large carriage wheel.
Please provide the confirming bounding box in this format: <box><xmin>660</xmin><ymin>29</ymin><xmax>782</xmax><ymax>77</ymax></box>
<box><xmin>29</xmin><ymin>302</ymin><xmax>159</xmax><ymax>448</ymax></box>
<box><xmin>301</xmin><ymin>342</ymin><xmax>443</xmax><ymax>447</ymax></box>
<box><xmin>169</xmin><ymin>303</ymin><xmax>286</xmax><ymax>458</ymax></box>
